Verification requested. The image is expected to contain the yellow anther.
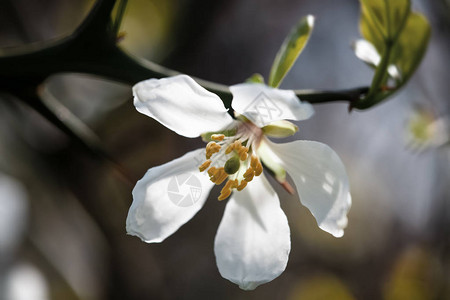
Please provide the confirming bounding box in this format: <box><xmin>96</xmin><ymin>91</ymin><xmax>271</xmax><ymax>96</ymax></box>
<box><xmin>209</xmin><ymin>168</ymin><xmax>222</xmax><ymax>182</ymax></box>
<box><xmin>232</xmin><ymin>179</ymin><xmax>239</xmax><ymax>188</ymax></box>
<box><xmin>218</xmin><ymin>188</ymin><xmax>232</xmax><ymax>201</ymax></box>
<box><xmin>243</xmin><ymin>167</ymin><xmax>255</xmax><ymax>182</ymax></box>
<box><xmin>239</xmin><ymin>151</ymin><xmax>248</xmax><ymax>161</ymax></box>
<box><xmin>250</xmin><ymin>155</ymin><xmax>259</xmax><ymax>169</ymax></box>
<box><xmin>206</xmin><ymin>142</ymin><xmax>221</xmax><ymax>159</ymax></box>
<box><xmin>211</xmin><ymin>134</ymin><xmax>225</xmax><ymax>141</ymax></box>
<box><xmin>206</xmin><ymin>142</ymin><xmax>221</xmax><ymax>153</ymax></box>
<box><xmin>234</xmin><ymin>140</ymin><xmax>242</xmax><ymax>149</ymax></box>
<box><xmin>210</xmin><ymin>167</ymin><xmax>227</xmax><ymax>185</ymax></box>
<box><xmin>206</xmin><ymin>141</ymin><xmax>217</xmax><ymax>150</ymax></box>
<box><xmin>215</xmin><ymin>170</ymin><xmax>228</xmax><ymax>185</ymax></box>
<box><xmin>243</xmin><ymin>167</ymin><xmax>254</xmax><ymax>177</ymax></box>
<box><xmin>223</xmin><ymin>180</ymin><xmax>232</xmax><ymax>190</ymax></box>
<box><xmin>236</xmin><ymin>180</ymin><xmax>247</xmax><ymax>191</ymax></box>
<box><xmin>249</xmin><ymin>155</ymin><xmax>263</xmax><ymax>176</ymax></box>
<box><xmin>238</xmin><ymin>146</ymin><xmax>249</xmax><ymax>154</ymax></box>
<box><xmin>254</xmin><ymin>161</ymin><xmax>263</xmax><ymax>176</ymax></box>
<box><xmin>223</xmin><ymin>179</ymin><xmax>235</xmax><ymax>190</ymax></box>
<box><xmin>225</xmin><ymin>143</ymin><xmax>235</xmax><ymax>154</ymax></box>
<box><xmin>207</xmin><ymin>166</ymin><xmax>217</xmax><ymax>177</ymax></box>
<box><xmin>244</xmin><ymin>173</ymin><xmax>254</xmax><ymax>182</ymax></box>
<box><xmin>199</xmin><ymin>160</ymin><xmax>211</xmax><ymax>172</ymax></box>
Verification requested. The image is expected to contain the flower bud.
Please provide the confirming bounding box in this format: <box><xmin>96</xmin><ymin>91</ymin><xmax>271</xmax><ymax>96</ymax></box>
<box><xmin>262</xmin><ymin>120</ymin><xmax>298</xmax><ymax>138</ymax></box>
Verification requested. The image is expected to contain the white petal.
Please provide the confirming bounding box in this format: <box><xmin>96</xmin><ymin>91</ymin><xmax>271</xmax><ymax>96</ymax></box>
<box><xmin>387</xmin><ymin>65</ymin><xmax>401</xmax><ymax>80</ymax></box>
<box><xmin>214</xmin><ymin>175</ymin><xmax>290</xmax><ymax>290</ymax></box>
<box><xmin>230</xmin><ymin>83</ymin><xmax>314</xmax><ymax>128</ymax></box>
<box><xmin>265</xmin><ymin>139</ymin><xmax>351</xmax><ymax>237</ymax></box>
<box><xmin>133</xmin><ymin>75</ymin><xmax>234</xmax><ymax>138</ymax></box>
<box><xmin>353</xmin><ymin>40</ymin><xmax>401</xmax><ymax>80</ymax></box>
<box><xmin>126</xmin><ymin>149</ymin><xmax>214</xmax><ymax>243</ymax></box>
<box><xmin>353</xmin><ymin>39</ymin><xmax>381</xmax><ymax>67</ymax></box>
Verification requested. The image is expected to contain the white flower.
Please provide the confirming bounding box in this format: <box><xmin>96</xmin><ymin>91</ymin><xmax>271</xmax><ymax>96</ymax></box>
<box><xmin>126</xmin><ymin>75</ymin><xmax>351</xmax><ymax>290</ymax></box>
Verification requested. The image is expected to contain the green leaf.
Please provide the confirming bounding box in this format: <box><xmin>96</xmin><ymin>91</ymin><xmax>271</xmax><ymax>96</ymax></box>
<box><xmin>386</xmin><ymin>0</ymin><xmax>411</xmax><ymax>38</ymax></box>
<box><xmin>390</xmin><ymin>12</ymin><xmax>431</xmax><ymax>82</ymax></box>
<box><xmin>360</xmin><ymin>0</ymin><xmax>410</xmax><ymax>53</ymax></box>
<box><xmin>354</xmin><ymin>0</ymin><xmax>430</xmax><ymax>109</ymax></box>
<box><xmin>360</xmin><ymin>0</ymin><xmax>387</xmax><ymax>51</ymax></box>
<box><xmin>268</xmin><ymin>15</ymin><xmax>314</xmax><ymax>88</ymax></box>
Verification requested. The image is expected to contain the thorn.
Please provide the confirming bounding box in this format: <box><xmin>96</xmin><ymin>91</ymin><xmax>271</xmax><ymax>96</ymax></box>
<box><xmin>116</xmin><ymin>31</ymin><xmax>126</xmax><ymax>43</ymax></box>
<box><xmin>348</xmin><ymin>103</ymin><xmax>354</xmax><ymax>113</ymax></box>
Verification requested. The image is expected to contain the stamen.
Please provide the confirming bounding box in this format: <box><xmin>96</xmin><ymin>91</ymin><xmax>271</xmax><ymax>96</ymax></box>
<box><xmin>218</xmin><ymin>188</ymin><xmax>232</xmax><ymax>201</ymax></box>
<box><xmin>199</xmin><ymin>160</ymin><xmax>211</xmax><ymax>172</ymax></box>
<box><xmin>214</xmin><ymin>168</ymin><xmax>228</xmax><ymax>185</ymax></box>
<box><xmin>254</xmin><ymin>162</ymin><xmax>263</xmax><ymax>176</ymax></box>
<box><xmin>210</xmin><ymin>168</ymin><xmax>221</xmax><ymax>182</ymax></box>
<box><xmin>225</xmin><ymin>143</ymin><xmax>235</xmax><ymax>154</ymax></box>
<box><xmin>243</xmin><ymin>167</ymin><xmax>255</xmax><ymax>182</ymax></box>
<box><xmin>206</xmin><ymin>142</ymin><xmax>221</xmax><ymax>159</ymax></box>
<box><xmin>211</xmin><ymin>134</ymin><xmax>225</xmax><ymax>141</ymax></box>
<box><xmin>244</xmin><ymin>173</ymin><xmax>254</xmax><ymax>182</ymax></box>
<box><xmin>238</xmin><ymin>146</ymin><xmax>249</xmax><ymax>161</ymax></box>
<box><xmin>250</xmin><ymin>155</ymin><xmax>258</xmax><ymax>169</ymax></box>
<box><xmin>243</xmin><ymin>167</ymin><xmax>254</xmax><ymax>177</ymax></box>
<box><xmin>209</xmin><ymin>168</ymin><xmax>222</xmax><ymax>182</ymax></box>
<box><xmin>231</xmin><ymin>179</ymin><xmax>239</xmax><ymax>188</ymax></box>
<box><xmin>250</xmin><ymin>155</ymin><xmax>263</xmax><ymax>176</ymax></box>
<box><xmin>218</xmin><ymin>179</ymin><xmax>239</xmax><ymax>201</ymax></box>
<box><xmin>224</xmin><ymin>179</ymin><xmax>238</xmax><ymax>190</ymax></box>
<box><xmin>238</xmin><ymin>146</ymin><xmax>249</xmax><ymax>155</ymax></box>
<box><xmin>239</xmin><ymin>151</ymin><xmax>248</xmax><ymax>161</ymax></box>
<box><xmin>236</xmin><ymin>180</ymin><xmax>247</xmax><ymax>191</ymax></box>
<box><xmin>207</xmin><ymin>166</ymin><xmax>217</xmax><ymax>177</ymax></box>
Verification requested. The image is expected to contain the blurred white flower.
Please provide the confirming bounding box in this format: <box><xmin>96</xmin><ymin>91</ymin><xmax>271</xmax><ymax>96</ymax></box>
<box><xmin>126</xmin><ymin>75</ymin><xmax>351</xmax><ymax>290</ymax></box>
<box><xmin>0</xmin><ymin>174</ymin><xmax>28</xmax><ymax>260</ymax></box>
<box><xmin>4</xmin><ymin>263</ymin><xmax>49</xmax><ymax>300</ymax></box>
<box><xmin>405</xmin><ymin>105</ymin><xmax>450</xmax><ymax>152</ymax></box>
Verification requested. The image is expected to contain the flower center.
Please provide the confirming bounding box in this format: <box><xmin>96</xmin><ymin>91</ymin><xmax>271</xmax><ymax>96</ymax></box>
<box><xmin>198</xmin><ymin>120</ymin><xmax>264</xmax><ymax>201</ymax></box>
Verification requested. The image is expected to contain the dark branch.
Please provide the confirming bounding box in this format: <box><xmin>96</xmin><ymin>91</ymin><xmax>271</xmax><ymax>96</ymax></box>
<box><xmin>0</xmin><ymin>0</ymin><xmax>369</xmax><ymax>108</ymax></box>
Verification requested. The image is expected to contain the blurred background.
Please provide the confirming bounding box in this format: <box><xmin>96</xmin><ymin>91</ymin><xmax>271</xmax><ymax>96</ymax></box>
<box><xmin>0</xmin><ymin>0</ymin><xmax>449</xmax><ymax>299</ymax></box>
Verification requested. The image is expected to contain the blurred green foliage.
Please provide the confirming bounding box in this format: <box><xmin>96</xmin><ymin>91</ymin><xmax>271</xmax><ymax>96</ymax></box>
<box><xmin>355</xmin><ymin>0</ymin><xmax>431</xmax><ymax>109</ymax></box>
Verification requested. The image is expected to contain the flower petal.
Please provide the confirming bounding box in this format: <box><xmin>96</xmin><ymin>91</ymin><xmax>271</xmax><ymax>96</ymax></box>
<box><xmin>214</xmin><ymin>175</ymin><xmax>290</xmax><ymax>290</ymax></box>
<box><xmin>127</xmin><ymin>148</ymin><xmax>214</xmax><ymax>243</ymax></box>
<box><xmin>264</xmin><ymin>139</ymin><xmax>351</xmax><ymax>237</ymax></box>
<box><xmin>133</xmin><ymin>75</ymin><xmax>234</xmax><ymax>138</ymax></box>
<box><xmin>353</xmin><ymin>40</ymin><xmax>401</xmax><ymax>80</ymax></box>
<box><xmin>353</xmin><ymin>39</ymin><xmax>381</xmax><ymax>67</ymax></box>
<box><xmin>230</xmin><ymin>83</ymin><xmax>314</xmax><ymax>127</ymax></box>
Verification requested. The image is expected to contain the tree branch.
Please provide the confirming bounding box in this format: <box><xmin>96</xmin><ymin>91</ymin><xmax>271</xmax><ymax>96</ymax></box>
<box><xmin>0</xmin><ymin>0</ymin><xmax>369</xmax><ymax>109</ymax></box>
